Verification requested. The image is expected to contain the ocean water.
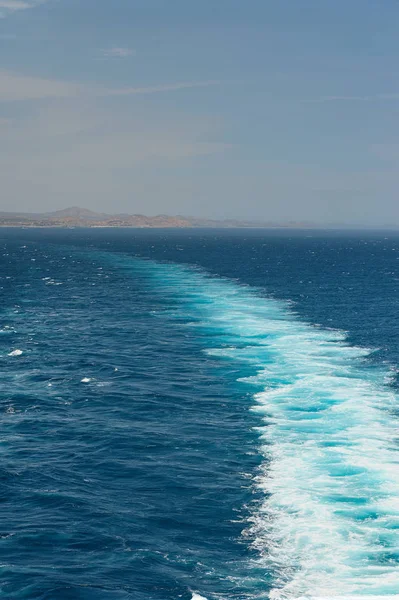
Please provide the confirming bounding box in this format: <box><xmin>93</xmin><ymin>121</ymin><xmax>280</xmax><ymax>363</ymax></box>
<box><xmin>0</xmin><ymin>228</ymin><xmax>398</xmax><ymax>600</ymax></box>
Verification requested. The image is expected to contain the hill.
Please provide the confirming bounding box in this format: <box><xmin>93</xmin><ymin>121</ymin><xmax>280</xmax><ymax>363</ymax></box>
<box><xmin>0</xmin><ymin>207</ymin><xmax>321</xmax><ymax>229</ymax></box>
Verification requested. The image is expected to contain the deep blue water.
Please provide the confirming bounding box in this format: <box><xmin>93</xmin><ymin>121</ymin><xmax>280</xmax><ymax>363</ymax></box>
<box><xmin>0</xmin><ymin>228</ymin><xmax>398</xmax><ymax>600</ymax></box>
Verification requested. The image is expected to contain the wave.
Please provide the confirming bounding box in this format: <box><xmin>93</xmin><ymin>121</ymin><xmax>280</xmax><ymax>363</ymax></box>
<box><xmin>7</xmin><ymin>349</ymin><xmax>23</xmax><ymax>357</ymax></box>
<box><xmin>122</xmin><ymin>259</ymin><xmax>399</xmax><ymax>598</ymax></box>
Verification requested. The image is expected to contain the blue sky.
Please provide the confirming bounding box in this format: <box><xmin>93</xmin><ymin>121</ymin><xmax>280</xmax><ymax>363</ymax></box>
<box><xmin>1</xmin><ymin>0</ymin><xmax>399</xmax><ymax>224</ymax></box>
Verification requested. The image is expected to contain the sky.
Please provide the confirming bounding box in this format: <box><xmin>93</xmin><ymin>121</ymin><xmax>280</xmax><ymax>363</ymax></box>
<box><xmin>1</xmin><ymin>0</ymin><xmax>399</xmax><ymax>225</ymax></box>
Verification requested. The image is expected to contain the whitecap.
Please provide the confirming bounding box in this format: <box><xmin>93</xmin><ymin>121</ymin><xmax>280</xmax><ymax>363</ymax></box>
<box><xmin>8</xmin><ymin>349</ymin><xmax>23</xmax><ymax>356</ymax></box>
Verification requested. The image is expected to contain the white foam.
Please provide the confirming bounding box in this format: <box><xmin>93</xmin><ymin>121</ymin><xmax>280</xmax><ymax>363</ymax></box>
<box><xmin>138</xmin><ymin>261</ymin><xmax>399</xmax><ymax>598</ymax></box>
<box><xmin>81</xmin><ymin>377</ymin><xmax>92</xmax><ymax>383</ymax></box>
<box><xmin>8</xmin><ymin>349</ymin><xmax>23</xmax><ymax>356</ymax></box>
<box><xmin>191</xmin><ymin>594</ymin><xmax>208</xmax><ymax>600</ymax></box>
<box><xmin>293</xmin><ymin>597</ymin><xmax>399</xmax><ymax>600</ymax></box>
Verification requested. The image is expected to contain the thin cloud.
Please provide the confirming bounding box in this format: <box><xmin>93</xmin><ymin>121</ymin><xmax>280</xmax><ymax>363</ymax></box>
<box><xmin>0</xmin><ymin>0</ymin><xmax>49</xmax><ymax>16</ymax></box>
<box><xmin>0</xmin><ymin>70</ymin><xmax>223</xmax><ymax>102</ymax></box>
<box><xmin>106</xmin><ymin>80</ymin><xmax>222</xmax><ymax>97</ymax></box>
<box><xmin>103</xmin><ymin>47</ymin><xmax>135</xmax><ymax>58</ymax></box>
<box><xmin>0</xmin><ymin>1</ymin><xmax>30</xmax><ymax>9</ymax></box>
<box><xmin>0</xmin><ymin>70</ymin><xmax>83</xmax><ymax>101</ymax></box>
<box><xmin>308</xmin><ymin>93</ymin><xmax>399</xmax><ymax>103</ymax></box>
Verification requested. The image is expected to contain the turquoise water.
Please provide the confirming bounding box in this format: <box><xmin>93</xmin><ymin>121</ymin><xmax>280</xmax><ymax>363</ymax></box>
<box><xmin>0</xmin><ymin>229</ymin><xmax>398</xmax><ymax>599</ymax></box>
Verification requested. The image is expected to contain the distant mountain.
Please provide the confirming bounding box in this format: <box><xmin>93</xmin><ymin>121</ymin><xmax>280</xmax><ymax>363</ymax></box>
<box><xmin>43</xmin><ymin>206</ymin><xmax>109</xmax><ymax>220</ymax></box>
<box><xmin>0</xmin><ymin>207</ymin><xmax>321</xmax><ymax>229</ymax></box>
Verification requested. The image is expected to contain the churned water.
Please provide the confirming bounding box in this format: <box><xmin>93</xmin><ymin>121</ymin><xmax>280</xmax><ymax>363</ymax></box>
<box><xmin>0</xmin><ymin>229</ymin><xmax>398</xmax><ymax>600</ymax></box>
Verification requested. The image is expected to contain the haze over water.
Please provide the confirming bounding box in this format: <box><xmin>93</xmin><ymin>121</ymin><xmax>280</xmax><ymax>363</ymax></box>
<box><xmin>0</xmin><ymin>228</ymin><xmax>398</xmax><ymax>600</ymax></box>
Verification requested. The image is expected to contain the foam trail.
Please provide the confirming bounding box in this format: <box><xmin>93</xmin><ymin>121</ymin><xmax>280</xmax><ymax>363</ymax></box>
<box><xmin>128</xmin><ymin>260</ymin><xmax>399</xmax><ymax>599</ymax></box>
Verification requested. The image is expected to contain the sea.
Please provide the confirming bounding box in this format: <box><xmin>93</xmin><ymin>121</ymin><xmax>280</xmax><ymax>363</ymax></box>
<box><xmin>0</xmin><ymin>228</ymin><xmax>398</xmax><ymax>600</ymax></box>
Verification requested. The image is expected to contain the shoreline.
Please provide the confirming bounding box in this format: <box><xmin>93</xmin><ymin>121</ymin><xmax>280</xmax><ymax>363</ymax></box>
<box><xmin>0</xmin><ymin>224</ymin><xmax>396</xmax><ymax>231</ymax></box>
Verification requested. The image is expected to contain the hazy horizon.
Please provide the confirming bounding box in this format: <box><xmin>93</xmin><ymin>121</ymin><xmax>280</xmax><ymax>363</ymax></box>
<box><xmin>2</xmin><ymin>1</ymin><xmax>399</xmax><ymax>226</ymax></box>
<box><xmin>3</xmin><ymin>204</ymin><xmax>399</xmax><ymax>229</ymax></box>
